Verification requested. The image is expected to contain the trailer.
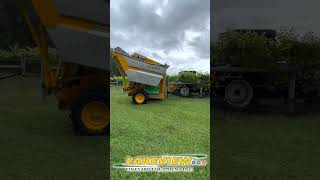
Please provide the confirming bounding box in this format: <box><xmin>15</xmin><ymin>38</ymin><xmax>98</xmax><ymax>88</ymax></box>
<box><xmin>211</xmin><ymin>0</ymin><xmax>320</xmax><ymax>112</ymax></box>
<box><xmin>112</xmin><ymin>47</ymin><xmax>169</xmax><ymax>104</ymax></box>
<box><xmin>169</xmin><ymin>71</ymin><xmax>209</xmax><ymax>97</ymax></box>
<box><xmin>17</xmin><ymin>0</ymin><xmax>110</xmax><ymax>135</ymax></box>
<box><xmin>212</xmin><ymin>29</ymin><xmax>320</xmax><ymax>112</ymax></box>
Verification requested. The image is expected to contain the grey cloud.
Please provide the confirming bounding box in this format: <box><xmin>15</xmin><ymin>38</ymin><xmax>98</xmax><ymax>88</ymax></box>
<box><xmin>186</xmin><ymin>31</ymin><xmax>210</xmax><ymax>59</ymax></box>
<box><xmin>151</xmin><ymin>52</ymin><xmax>163</xmax><ymax>60</ymax></box>
<box><xmin>111</xmin><ymin>0</ymin><xmax>210</xmax><ymax>73</ymax></box>
<box><xmin>212</xmin><ymin>0</ymin><xmax>320</xmax><ymax>42</ymax></box>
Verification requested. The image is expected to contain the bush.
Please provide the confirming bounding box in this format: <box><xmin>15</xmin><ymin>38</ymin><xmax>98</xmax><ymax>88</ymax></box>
<box><xmin>277</xmin><ymin>29</ymin><xmax>320</xmax><ymax>68</ymax></box>
<box><xmin>213</xmin><ymin>27</ymin><xmax>320</xmax><ymax>71</ymax></box>
<box><xmin>110</xmin><ymin>76</ymin><xmax>127</xmax><ymax>81</ymax></box>
<box><xmin>0</xmin><ymin>45</ymin><xmax>59</xmax><ymax>64</ymax></box>
<box><xmin>214</xmin><ymin>30</ymin><xmax>277</xmax><ymax>69</ymax></box>
<box><xmin>169</xmin><ymin>71</ymin><xmax>210</xmax><ymax>91</ymax></box>
<box><xmin>177</xmin><ymin>71</ymin><xmax>198</xmax><ymax>83</ymax></box>
<box><xmin>110</xmin><ymin>76</ymin><xmax>128</xmax><ymax>86</ymax></box>
<box><xmin>197</xmin><ymin>72</ymin><xmax>210</xmax><ymax>91</ymax></box>
<box><xmin>212</xmin><ymin>27</ymin><xmax>320</xmax><ymax>91</ymax></box>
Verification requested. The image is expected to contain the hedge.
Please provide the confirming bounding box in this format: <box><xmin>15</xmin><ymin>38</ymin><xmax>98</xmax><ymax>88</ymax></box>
<box><xmin>0</xmin><ymin>45</ymin><xmax>59</xmax><ymax>64</ymax></box>
<box><xmin>169</xmin><ymin>71</ymin><xmax>210</xmax><ymax>91</ymax></box>
<box><xmin>212</xmin><ymin>27</ymin><xmax>320</xmax><ymax>84</ymax></box>
<box><xmin>212</xmin><ymin>27</ymin><xmax>320</xmax><ymax>70</ymax></box>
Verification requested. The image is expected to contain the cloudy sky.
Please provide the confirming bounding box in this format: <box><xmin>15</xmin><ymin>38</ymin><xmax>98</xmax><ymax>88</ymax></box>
<box><xmin>212</xmin><ymin>0</ymin><xmax>320</xmax><ymax>41</ymax></box>
<box><xmin>110</xmin><ymin>0</ymin><xmax>210</xmax><ymax>74</ymax></box>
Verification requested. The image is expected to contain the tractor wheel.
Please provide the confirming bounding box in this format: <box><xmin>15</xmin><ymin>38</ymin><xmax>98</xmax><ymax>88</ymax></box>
<box><xmin>71</xmin><ymin>92</ymin><xmax>109</xmax><ymax>135</ymax></box>
<box><xmin>132</xmin><ymin>89</ymin><xmax>148</xmax><ymax>104</ymax></box>
<box><xmin>179</xmin><ymin>86</ymin><xmax>190</xmax><ymax>97</ymax></box>
<box><xmin>225</xmin><ymin>80</ymin><xmax>253</xmax><ymax>108</ymax></box>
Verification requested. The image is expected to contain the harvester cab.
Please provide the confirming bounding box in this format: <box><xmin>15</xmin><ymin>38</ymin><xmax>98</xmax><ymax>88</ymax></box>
<box><xmin>112</xmin><ymin>47</ymin><xmax>169</xmax><ymax>104</ymax></box>
<box><xmin>16</xmin><ymin>0</ymin><xmax>110</xmax><ymax>135</ymax></box>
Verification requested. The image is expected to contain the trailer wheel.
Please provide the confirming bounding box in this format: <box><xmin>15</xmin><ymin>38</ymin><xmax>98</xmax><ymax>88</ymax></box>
<box><xmin>71</xmin><ymin>92</ymin><xmax>109</xmax><ymax>135</ymax></box>
<box><xmin>225</xmin><ymin>80</ymin><xmax>253</xmax><ymax>108</ymax></box>
<box><xmin>179</xmin><ymin>86</ymin><xmax>190</xmax><ymax>97</ymax></box>
<box><xmin>132</xmin><ymin>89</ymin><xmax>148</xmax><ymax>104</ymax></box>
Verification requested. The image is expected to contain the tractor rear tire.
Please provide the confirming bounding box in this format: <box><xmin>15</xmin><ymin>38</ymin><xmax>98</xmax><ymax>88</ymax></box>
<box><xmin>132</xmin><ymin>89</ymin><xmax>148</xmax><ymax>104</ymax></box>
<box><xmin>225</xmin><ymin>80</ymin><xmax>253</xmax><ymax>108</ymax></box>
<box><xmin>71</xmin><ymin>91</ymin><xmax>109</xmax><ymax>135</ymax></box>
<box><xmin>179</xmin><ymin>86</ymin><xmax>190</xmax><ymax>97</ymax></box>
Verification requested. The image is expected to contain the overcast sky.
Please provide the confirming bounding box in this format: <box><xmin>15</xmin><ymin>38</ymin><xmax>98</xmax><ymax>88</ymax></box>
<box><xmin>212</xmin><ymin>0</ymin><xmax>320</xmax><ymax>41</ymax></box>
<box><xmin>110</xmin><ymin>0</ymin><xmax>210</xmax><ymax>74</ymax></box>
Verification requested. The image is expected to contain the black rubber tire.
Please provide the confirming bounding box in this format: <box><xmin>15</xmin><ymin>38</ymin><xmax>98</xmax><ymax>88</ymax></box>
<box><xmin>132</xmin><ymin>89</ymin><xmax>148</xmax><ymax>104</ymax></box>
<box><xmin>179</xmin><ymin>86</ymin><xmax>190</xmax><ymax>97</ymax></box>
<box><xmin>71</xmin><ymin>91</ymin><xmax>109</xmax><ymax>136</ymax></box>
<box><xmin>225</xmin><ymin>80</ymin><xmax>253</xmax><ymax>108</ymax></box>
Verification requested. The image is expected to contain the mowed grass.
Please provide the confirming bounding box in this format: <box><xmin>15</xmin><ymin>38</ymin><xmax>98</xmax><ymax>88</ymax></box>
<box><xmin>110</xmin><ymin>86</ymin><xmax>210</xmax><ymax>180</ymax></box>
<box><xmin>214</xmin><ymin>109</ymin><xmax>320</xmax><ymax>180</ymax></box>
<box><xmin>0</xmin><ymin>76</ymin><xmax>107</xmax><ymax>180</ymax></box>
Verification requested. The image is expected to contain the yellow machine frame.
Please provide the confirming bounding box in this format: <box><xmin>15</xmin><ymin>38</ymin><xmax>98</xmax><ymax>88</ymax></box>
<box><xmin>112</xmin><ymin>51</ymin><xmax>168</xmax><ymax>104</ymax></box>
<box><xmin>17</xmin><ymin>0</ymin><xmax>109</xmax><ymax>135</ymax></box>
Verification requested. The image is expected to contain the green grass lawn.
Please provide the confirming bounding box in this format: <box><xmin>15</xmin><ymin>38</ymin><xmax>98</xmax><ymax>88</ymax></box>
<box><xmin>214</xmin><ymin>109</ymin><xmax>320</xmax><ymax>180</ymax></box>
<box><xmin>0</xmin><ymin>76</ymin><xmax>107</xmax><ymax>180</ymax></box>
<box><xmin>110</xmin><ymin>86</ymin><xmax>210</xmax><ymax>180</ymax></box>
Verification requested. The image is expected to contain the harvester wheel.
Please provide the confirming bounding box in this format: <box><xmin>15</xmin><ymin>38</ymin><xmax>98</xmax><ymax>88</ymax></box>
<box><xmin>132</xmin><ymin>89</ymin><xmax>148</xmax><ymax>104</ymax></box>
<box><xmin>71</xmin><ymin>92</ymin><xmax>109</xmax><ymax>135</ymax></box>
<box><xmin>179</xmin><ymin>86</ymin><xmax>190</xmax><ymax>97</ymax></box>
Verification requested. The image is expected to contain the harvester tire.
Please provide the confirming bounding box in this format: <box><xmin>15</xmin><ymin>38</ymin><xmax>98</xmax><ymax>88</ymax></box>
<box><xmin>132</xmin><ymin>89</ymin><xmax>148</xmax><ymax>104</ymax></box>
<box><xmin>71</xmin><ymin>92</ymin><xmax>109</xmax><ymax>136</ymax></box>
